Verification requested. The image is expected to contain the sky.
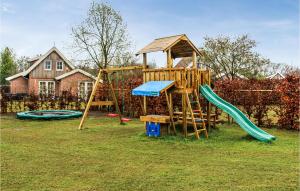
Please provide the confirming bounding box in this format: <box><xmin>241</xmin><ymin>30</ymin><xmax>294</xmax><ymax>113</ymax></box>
<box><xmin>0</xmin><ymin>0</ymin><xmax>299</xmax><ymax>67</ymax></box>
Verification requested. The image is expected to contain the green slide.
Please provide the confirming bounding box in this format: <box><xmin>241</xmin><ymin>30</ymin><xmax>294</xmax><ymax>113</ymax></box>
<box><xmin>200</xmin><ymin>85</ymin><xmax>276</xmax><ymax>142</ymax></box>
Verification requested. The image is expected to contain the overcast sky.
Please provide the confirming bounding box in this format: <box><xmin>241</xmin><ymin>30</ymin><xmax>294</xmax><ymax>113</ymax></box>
<box><xmin>1</xmin><ymin>0</ymin><xmax>299</xmax><ymax>67</ymax></box>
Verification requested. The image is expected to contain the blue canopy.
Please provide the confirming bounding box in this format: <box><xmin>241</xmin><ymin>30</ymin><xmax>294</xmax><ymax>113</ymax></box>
<box><xmin>132</xmin><ymin>81</ymin><xmax>175</xmax><ymax>96</ymax></box>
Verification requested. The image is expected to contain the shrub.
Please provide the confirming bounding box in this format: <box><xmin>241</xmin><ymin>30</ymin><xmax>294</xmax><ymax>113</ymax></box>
<box><xmin>215</xmin><ymin>79</ymin><xmax>279</xmax><ymax>126</ymax></box>
<box><xmin>276</xmin><ymin>75</ymin><xmax>300</xmax><ymax>130</ymax></box>
<box><xmin>214</xmin><ymin>77</ymin><xmax>298</xmax><ymax>130</ymax></box>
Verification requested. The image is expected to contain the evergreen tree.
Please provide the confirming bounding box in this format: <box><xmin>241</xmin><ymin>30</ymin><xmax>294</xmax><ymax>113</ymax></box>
<box><xmin>0</xmin><ymin>47</ymin><xmax>17</xmax><ymax>85</ymax></box>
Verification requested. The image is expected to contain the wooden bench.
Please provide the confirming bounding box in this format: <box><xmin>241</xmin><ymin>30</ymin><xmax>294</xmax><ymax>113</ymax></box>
<box><xmin>140</xmin><ymin>115</ymin><xmax>171</xmax><ymax>123</ymax></box>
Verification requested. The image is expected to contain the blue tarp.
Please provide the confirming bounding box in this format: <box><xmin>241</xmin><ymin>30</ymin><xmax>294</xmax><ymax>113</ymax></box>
<box><xmin>132</xmin><ymin>81</ymin><xmax>175</xmax><ymax>96</ymax></box>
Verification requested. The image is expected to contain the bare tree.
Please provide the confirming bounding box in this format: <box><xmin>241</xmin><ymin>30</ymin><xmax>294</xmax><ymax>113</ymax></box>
<box><xmin>266</xmin><ymin>62</ymin><xmax>300</xmax><ymax>76</ymax></box>
<box><xmin>16</xmin><ymin>56</ymin><xmax>30</xmax><ymax>72</ymax></box>
<box><xmin>200</xmin><ymin>35</ymin><xmax>270</xmax><ymax>79</ymax></box>
<box><xmin>72</xmin><ymin>2</ymin><xmax>131</xmax><ymax>69</ymax></box>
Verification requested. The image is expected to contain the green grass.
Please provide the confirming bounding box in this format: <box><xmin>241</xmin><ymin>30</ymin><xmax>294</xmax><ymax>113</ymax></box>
<box><xmin>1</xmin><ymin>114</ymin><xmax>299</xmax><ymax>191</ymax></box>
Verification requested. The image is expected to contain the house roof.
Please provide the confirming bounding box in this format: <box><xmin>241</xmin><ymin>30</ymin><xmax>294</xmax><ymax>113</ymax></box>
<box><xmin>174</xmin><ymin>57</ymin><xmax>193</xmax><ymax>68</ymax></box>
<box><xmin>266</xmin><ymin>72</ymin><xmax>285</xmax><ymax>79</ymax></box>
<box><xmin>55</xmin><ymin>69</ymin><xmax>97</xmax><ymax>81</ymax></box>
<box><xmin>216</xmin><ymin>72</ymin><xmax>248</xmax><ymax>80</ymax></box>
<box><xmin>28</xmin><ymin>55</ymin><xmax>41</xmax><ymax>62</ymax></box>
<box><xmin>136</xmin><ymin>34</ymin><xmax>202</xmax><ymax>58</ymax></box>
<box><xmin>6</xmin><ymin>47</ymin><xmax>75</xmax><ymax>81</ymax></box>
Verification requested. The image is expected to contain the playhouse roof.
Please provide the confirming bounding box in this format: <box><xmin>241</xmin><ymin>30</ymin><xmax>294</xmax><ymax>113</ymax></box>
<box><xmin>132</xmin><ymin>81</ymin><xmax>175</xmax><ymax>96</ymax></box>
<box><xmin>136</xmin><ymin>34</ymin><xmax>202</xmax><ymax>58</ymax></box>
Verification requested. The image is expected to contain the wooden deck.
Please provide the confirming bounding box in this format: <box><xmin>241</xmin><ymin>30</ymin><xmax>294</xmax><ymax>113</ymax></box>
<box><xmin>143</xmin><ymin>68</ymin><xmax>210</xmax><ymax>92</ymax></box>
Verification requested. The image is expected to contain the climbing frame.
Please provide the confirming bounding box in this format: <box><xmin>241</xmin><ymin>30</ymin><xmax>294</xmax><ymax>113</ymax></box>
<box><xmin>133</xmin><ymin>34</ymin><xmax>211</xmax><ymax>139</ymax></box>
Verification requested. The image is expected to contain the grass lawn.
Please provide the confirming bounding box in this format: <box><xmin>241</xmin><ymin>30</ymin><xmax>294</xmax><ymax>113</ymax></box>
<box><xmin>1</xmin><ymin>114</ymin><xmax>299</xmax><ymax>191</ymax></box>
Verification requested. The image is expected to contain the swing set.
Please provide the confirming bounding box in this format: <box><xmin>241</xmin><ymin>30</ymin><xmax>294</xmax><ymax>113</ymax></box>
<box><xmin>78</xmin><ymin>66</ymin><xmax>143</xmax><ymax>129</ymax></box>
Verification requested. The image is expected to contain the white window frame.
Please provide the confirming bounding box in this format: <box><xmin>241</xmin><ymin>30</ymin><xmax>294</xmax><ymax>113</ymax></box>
<box><xmin>44</xmin><ymin>60</ymin><xmax>52</xmax><ymax>71</ymax></box>
<box><xmin>39</xmin><ymin>81</ymin><xmax>55</xmax><ymax>96</ymax></box>
<box><xmin>78</xmin><ymin>81</ymin><xmax>94</xmax><ymax>99</ymax></box>
<box><xmin>56</xmin><ymin>61</ymin><xmax>63</xmax><ymax>71</ymax></box>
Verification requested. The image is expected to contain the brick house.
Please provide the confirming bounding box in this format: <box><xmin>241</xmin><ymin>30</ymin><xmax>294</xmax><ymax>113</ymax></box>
<box><xmin>6</xmin><ymin>47</ymin><xmax>96</xmax><ymax>98</ymax></box>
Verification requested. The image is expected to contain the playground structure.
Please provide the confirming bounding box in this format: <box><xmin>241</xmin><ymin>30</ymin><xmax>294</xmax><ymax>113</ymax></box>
<box><xmin>79</xmin><ymin>34</ymin><xmax>276</xmax><ymax>142</ymax></box>
<box><xmin>132</xmin><ymin>34</ymin><xmax>211</xmax><ymax>139</ymax></box>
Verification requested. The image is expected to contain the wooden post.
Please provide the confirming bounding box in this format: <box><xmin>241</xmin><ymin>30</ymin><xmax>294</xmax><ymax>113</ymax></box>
<box><xmin>78</xmin><ymin>70</ymin><xmax>102</xmax><ymax>130</ymax></box>
<box><xmin>143</xmin><ymin>53</ymin><xmax>147</xmax><ymax>115</ymax></box>
<box><xmin>207</xmin><ymin>70</ymin><xmax>211</xmax><ymax>130</ymax></box>
<box><xmin>169</xmin><ymin>93</ymin><xmax>173</xmax><ymax>114</ymax></box>
<box><xmin>182</xmin><ymin>69</ymin><xmax>187</xmax><ymax>137</ymax></box>
<box><xmin>207</xmin><ymin>102</ymin><xmax>211</xmax><ymax>130</ymax></box>
<box><xmin>192</xmin><ymin>51</ymin><xmax>197</xmax><ymax>90</ymax></box>
<box><xmin>165</xmin><ymin>90</ymin><xmax>176</xmax><ymax>135</ymax></box>
<box><xmin>182</xmin><ymin>93</ymin><xmax>187</xmax><ymax>137</ymax></box>
<box><xmin>139</xmin><ymin>97</ymin><xmax>146</xmax><ymax>115</ymax></box>
<box><xmin>192</xmin><ymin>51</ymin><xmax>196</xmax><ymax>69</ymax></box>
<box><xmin>167</xmin><ymin>49</ymin><xmax>173</xmax><ymax>68</ymax></box>
<box><xmin>142</xmin><ymin>53</ymin><xmax>147</xmax><ymax>129</ymax></box>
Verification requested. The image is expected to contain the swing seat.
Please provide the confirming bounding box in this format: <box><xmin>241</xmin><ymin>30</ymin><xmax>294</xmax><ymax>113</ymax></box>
<box><xmin>121</xmin><ymin>118</ymin><xmax>131</xmax><ymax>122</ymax></box>
<box><xmin>107</xmin><ymin>113</ymin><xmax>119</xmax><ymax>117</ymax></box>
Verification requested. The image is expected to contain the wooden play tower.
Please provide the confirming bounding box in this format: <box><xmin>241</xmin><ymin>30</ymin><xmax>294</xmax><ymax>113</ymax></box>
<box><xmin>134</xmin><ymin>34</ymin><xmax>211</xmax><ymax>139</ymax></box>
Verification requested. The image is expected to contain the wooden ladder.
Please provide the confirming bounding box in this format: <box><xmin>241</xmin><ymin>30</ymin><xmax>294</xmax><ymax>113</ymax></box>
<box><xmin>185</xmin><ymin>89</ymin><xmax>208</xmax><ymax>139</ymax></box>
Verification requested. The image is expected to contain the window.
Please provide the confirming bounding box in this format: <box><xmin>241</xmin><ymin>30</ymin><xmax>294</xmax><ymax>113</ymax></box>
<box><xmin>78</xmin><ymin>81</ymin><xmax>93</xmax><ymax>99</ymax></box>
<box><xmin>44</xmin><ymin>60</ymin><xmax>52</xmax><ymax>70</ymax></box>
<box><xmin>56</xmin><ymin>61</ymin><xmax>63</xmax><ymax>71</ymax></box>
<box><xmin>39</xmin><ymin>81</ymin><xmax>55</xmax><ymax>96</ymax></box>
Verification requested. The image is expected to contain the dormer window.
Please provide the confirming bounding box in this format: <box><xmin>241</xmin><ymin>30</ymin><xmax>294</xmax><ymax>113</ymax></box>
<box><xmin>56</xmin><ymin>61</ymin><xmax>63</xmax><ymax>71</ymax></box>
<box><xmin>44</xmin><ymin>60</ymin><xmax>52</xmax><ymax>70</ymax></box>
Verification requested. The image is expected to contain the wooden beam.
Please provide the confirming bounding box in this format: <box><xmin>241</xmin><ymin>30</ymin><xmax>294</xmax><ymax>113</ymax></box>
<box><xmin>182</xmin><ymin>90</ymin><xmax>187</xmax><ymax>136</ymax></box>
<box><xmin>173</xmin><ymin>88</ymin><xmax>194</xmax><ymax>94</ymax></box>
<box><xmin>164</xmin><ymin>90</ymin><xmax>176</xmax><ymax>135</ymax></box>
<box><xmin>103</xmin><ymin>66</ymin><xmax>143</xmax><ymax>72</ymax></box>
<box><xmin>167</xmin><ymin>49</ymin><xmax>173</xmax><ymax>68</ymax></box>
<box><xmin>159</xmin><ymin>81</ymin><xmax>175</xmax><ymax>93</ymax></box>
<box><xmin>143</xmin><ymin>53</ymin><xmax>147</xmax><ymax>69</ymax></box>
<box><xmin>207</xmin><ymin>70</ymin><xmax>211</xmax><ymax>130</ymax></box>
<box><xmin>78</xmin><ymin>70</ymin><xmax>102</xmax><ymax>130</ymax></box>
<box><xmin>192</xmin><ymin>51</ymin><xmax>196</xmax><ymax>69</ymax></box>
<box><xmin>138</xmin><ymin>97</ymin><xmax>146</xmax><ymax>115</ymax></box>
<box><xmin>140</xmin><ymin>115</ymin><xmax>170</xmax><ymax>123</ymax></box>
<box><xmin>143</xmin><ymin>53</ymin><xmax>147</xmax><ymax>121</ymax></box>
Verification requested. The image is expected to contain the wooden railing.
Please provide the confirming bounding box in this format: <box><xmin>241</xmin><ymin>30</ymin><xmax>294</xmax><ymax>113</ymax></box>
<box><xmin>143</xmin><ymin>68</ymin><xmax>210</xmax><ymax>89</ymax></box>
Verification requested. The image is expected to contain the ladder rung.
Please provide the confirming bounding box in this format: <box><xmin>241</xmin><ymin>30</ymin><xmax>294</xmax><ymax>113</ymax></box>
<box><xmin>187</xmin><ymin>132</ymin><xmax>197</xmax><ymax>137</ymax></box>
<box><xmin>195</xmin><ymin>118</ymin><xmax>205</xmax><ymax>123</ymax></box>
<box><xmin>187</xmin><ymin>129</ymin><xmax>207</xmax><ymax>137</ymax></box>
